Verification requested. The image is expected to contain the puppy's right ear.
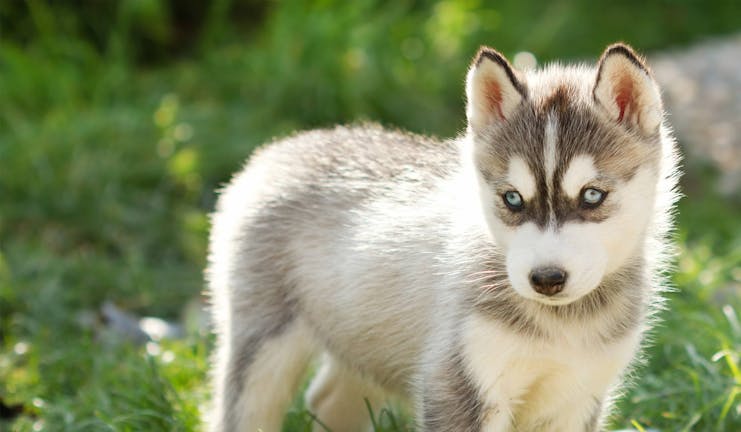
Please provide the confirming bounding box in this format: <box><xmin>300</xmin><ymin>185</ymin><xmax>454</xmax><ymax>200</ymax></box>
<box><xmin>466</xmin><ymin>47</ymin><xmax>527</xmax><ymax>133</ymax></box>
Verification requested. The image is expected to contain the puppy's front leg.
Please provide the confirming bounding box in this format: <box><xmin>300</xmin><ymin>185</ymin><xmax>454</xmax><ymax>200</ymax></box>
<box><xmin>524</xmin><ymin>393</ymin><xmax>605</xmax><ymax>432</ymax></box>
<box><xmin>418</xmin><ymin>353</ymin><xmax>515</xmax><ymax>432</ymax></box>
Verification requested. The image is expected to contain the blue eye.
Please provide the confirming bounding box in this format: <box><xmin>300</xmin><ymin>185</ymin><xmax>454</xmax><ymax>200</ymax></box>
<box><xmin>503</xmin><ymin>191</ymin><xmax>523</xmax><ymax>211</ymax></box>
<box><xmin>581</xmin><ymin>187</ymin><xmax>606</xmax><ymax>208</ymax></box>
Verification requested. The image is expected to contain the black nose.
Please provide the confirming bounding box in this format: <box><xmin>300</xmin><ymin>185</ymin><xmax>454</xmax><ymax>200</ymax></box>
<box><xmin>529</xmin><ymin>267</ymin><xmax>567</xmax><ymax>296</ymax></box>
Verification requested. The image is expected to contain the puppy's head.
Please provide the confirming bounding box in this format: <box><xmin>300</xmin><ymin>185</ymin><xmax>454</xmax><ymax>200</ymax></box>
<box><xmin>466</xmin><ymin>44</ymin><xmax>664</xmax><ymax>306</ymax></box>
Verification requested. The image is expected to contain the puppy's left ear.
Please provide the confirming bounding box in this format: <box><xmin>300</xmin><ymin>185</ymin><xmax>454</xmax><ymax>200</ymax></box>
<box><xmin>593</xmin><ymin>43</ymin><xmax>662</xmax><ymax>135</ymax></box>
<box><xmin>466</xmin><ymin>47</ymin><xmax>527</xmax><ymax>133</ymax></box>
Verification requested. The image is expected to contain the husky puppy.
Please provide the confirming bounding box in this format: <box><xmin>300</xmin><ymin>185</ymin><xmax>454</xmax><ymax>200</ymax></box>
<box><xmin>207</xmin><ymin>43</ymin><xmax>680</xmax><ymax>431</ymax></box>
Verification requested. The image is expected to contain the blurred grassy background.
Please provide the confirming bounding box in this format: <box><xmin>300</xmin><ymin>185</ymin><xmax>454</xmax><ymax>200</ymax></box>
<box><xmin>1</xmin><ymin>1</ymin><xmax>740</xmax><ymax>431</ymax></box>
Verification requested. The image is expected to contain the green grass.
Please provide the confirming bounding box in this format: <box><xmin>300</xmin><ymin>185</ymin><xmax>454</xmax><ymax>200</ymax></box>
<box><xmin>1</xmin><ymin>1</ymin><xmax>741</xmax><ymax>431</ymax></box>
<box><xmin>615</xmin><ymin>187</ymin><xmax>741</xmax><ymax>431</ymax></box>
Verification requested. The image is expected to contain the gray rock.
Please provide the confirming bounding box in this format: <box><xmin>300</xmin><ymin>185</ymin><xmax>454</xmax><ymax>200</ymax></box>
<box><xmin>651</xmin><ymin>34</ymin><xmax>741</xmax><ymax>196</ymax></box>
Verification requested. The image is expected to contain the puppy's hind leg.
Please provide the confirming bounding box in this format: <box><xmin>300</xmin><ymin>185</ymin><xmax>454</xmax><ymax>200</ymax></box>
<box><xmin>305</xmin><ymin>355</ymin><xmax>386</xmax><ymax>432</ymax></box>
<box><xmin>210</xmin><ymin>316</ymin><xmax>315</xmax><ymax>432</ymax></box>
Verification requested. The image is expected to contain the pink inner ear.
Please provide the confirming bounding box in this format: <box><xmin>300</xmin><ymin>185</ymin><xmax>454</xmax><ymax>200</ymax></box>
<box><xmin>485</xmin><ymin>79</ymin><xmax>506</xmax><ymax>120</ymax></box>
<box><xmin>614</xmin><ymin>76</ymin><xmax>636</xmax><ymax>123</ymax></box>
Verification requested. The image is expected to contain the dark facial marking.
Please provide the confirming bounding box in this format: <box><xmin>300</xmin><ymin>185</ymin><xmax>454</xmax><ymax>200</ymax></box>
<box><xmin>542</xmin><ymin>84</ymin><xmax>572</xmax><ymax>115</ymax></box>
<box><xmin>550</xmin><ymin>180</ymin><xmax>617</xmax><ymax>226</ymax></box>
<box><xmin>476</xmin><ymin>76</ymin><xmax>661</xmax><ymax>229</ymax></box>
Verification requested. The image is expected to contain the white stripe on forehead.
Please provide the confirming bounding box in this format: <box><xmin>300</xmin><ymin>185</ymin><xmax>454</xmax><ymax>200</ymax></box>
<box><xmin>507</xmin><ymin>156</ymin><xmax>536</xmax><ymax>200</ymax></box>
<box><xmin>562</xmin><ymin>155</ymin><xmax>598</xmax><ymax>197</ymax></box>
<box><xmin>544</xmin><ymin>113</ymin><xmax>558</xmax><ymax>196</ymax></box>
<box><xmin>544</xmin><ymin>113</ymin><xmax>558</xmax><ymax>228</ymax></box>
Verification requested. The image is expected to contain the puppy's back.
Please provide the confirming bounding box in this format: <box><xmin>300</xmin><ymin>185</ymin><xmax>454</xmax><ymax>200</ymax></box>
<box><xmin>208</xmin><ymin>124</ymin><xmax>463</xmax><ymax>391</ymax></box>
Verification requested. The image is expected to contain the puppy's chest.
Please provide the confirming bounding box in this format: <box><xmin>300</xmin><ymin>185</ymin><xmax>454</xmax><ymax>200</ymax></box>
<box><xmin>460</xmin><ymin>314</ymin><xmax>639</xmax><ymax>411</ymax></box>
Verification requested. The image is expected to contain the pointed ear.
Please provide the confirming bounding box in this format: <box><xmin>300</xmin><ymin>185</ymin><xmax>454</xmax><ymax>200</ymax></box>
<box><xmin>593</xmin><ymin>43</ymin><xmax>662</xmax><ymax>135</ymax></box>
<box><xmin>466</xmin><ymin>47</ymin><xmax>527</xmax><ymax>133</ymax></box>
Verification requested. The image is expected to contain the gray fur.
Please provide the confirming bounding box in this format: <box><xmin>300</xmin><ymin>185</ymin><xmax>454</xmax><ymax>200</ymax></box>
<box><xmin>584</xmin><ymin>397</ymin><xmax>603</xmax><ymax>432</ymax></box>
<box><xmin>422</xmin><ymin>352</ymin><xmax>484</xmax><ymax>431</ymax></box>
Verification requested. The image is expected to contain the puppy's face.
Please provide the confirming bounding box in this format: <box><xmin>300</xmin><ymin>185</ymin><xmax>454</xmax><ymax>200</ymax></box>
<box><xmin>466</xmin><ymin>45</ymin><xmax>664</xmax><ymax>306</ymax></box>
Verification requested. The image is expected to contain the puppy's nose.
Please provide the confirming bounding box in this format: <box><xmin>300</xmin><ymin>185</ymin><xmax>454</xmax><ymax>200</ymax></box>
<box><xmin>529</xmin><ymin>267</ymin><xmax>567</xmax><ymax>296</ymax></box>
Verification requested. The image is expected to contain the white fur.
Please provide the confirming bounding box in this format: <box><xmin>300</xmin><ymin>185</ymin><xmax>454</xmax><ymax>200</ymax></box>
<box><xmin>463</xmin><ymin>313</ymin><xmax>642</xmax><ymax>431</ymax></box>
<box><xmin>507</xmin><ymin>156</ymin><xmax>537</xmax><ymax>200</ymax></box>
<box><xmin>305</xmin><ymin>355</ymin><xmax>386</xmax><ymax>432</ymax></box>
<box><xmin>544</xmin><ymin>114</ymin><xmax>558</xmax><ymax>197</ymax></box>
<box><xmin>505</xmin><ymin>223</ymin><xmax>608</xmax><ymax>305</ymax></box>
<box><xmin>562</xmin><ymin>155</ymin><xmax>598</xmax><ymax>198</ymax></box>
<box><xmin>233</xmin><ymin>323</ymin><xmax>315</xmax><ymax>431</ymax></box>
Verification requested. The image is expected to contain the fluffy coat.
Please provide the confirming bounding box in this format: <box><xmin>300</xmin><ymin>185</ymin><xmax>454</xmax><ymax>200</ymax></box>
<box><xmin>206</xmin><ymin>43</ymin><xmax>680</xmax><ymax>431</ymax></box>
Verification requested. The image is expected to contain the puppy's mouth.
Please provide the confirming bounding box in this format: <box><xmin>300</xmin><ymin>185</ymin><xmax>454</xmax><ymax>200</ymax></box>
<box><xmin>533</xmin><ymin>294</ymin><xmax>576</xmax><ymax>306</ymax></box>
